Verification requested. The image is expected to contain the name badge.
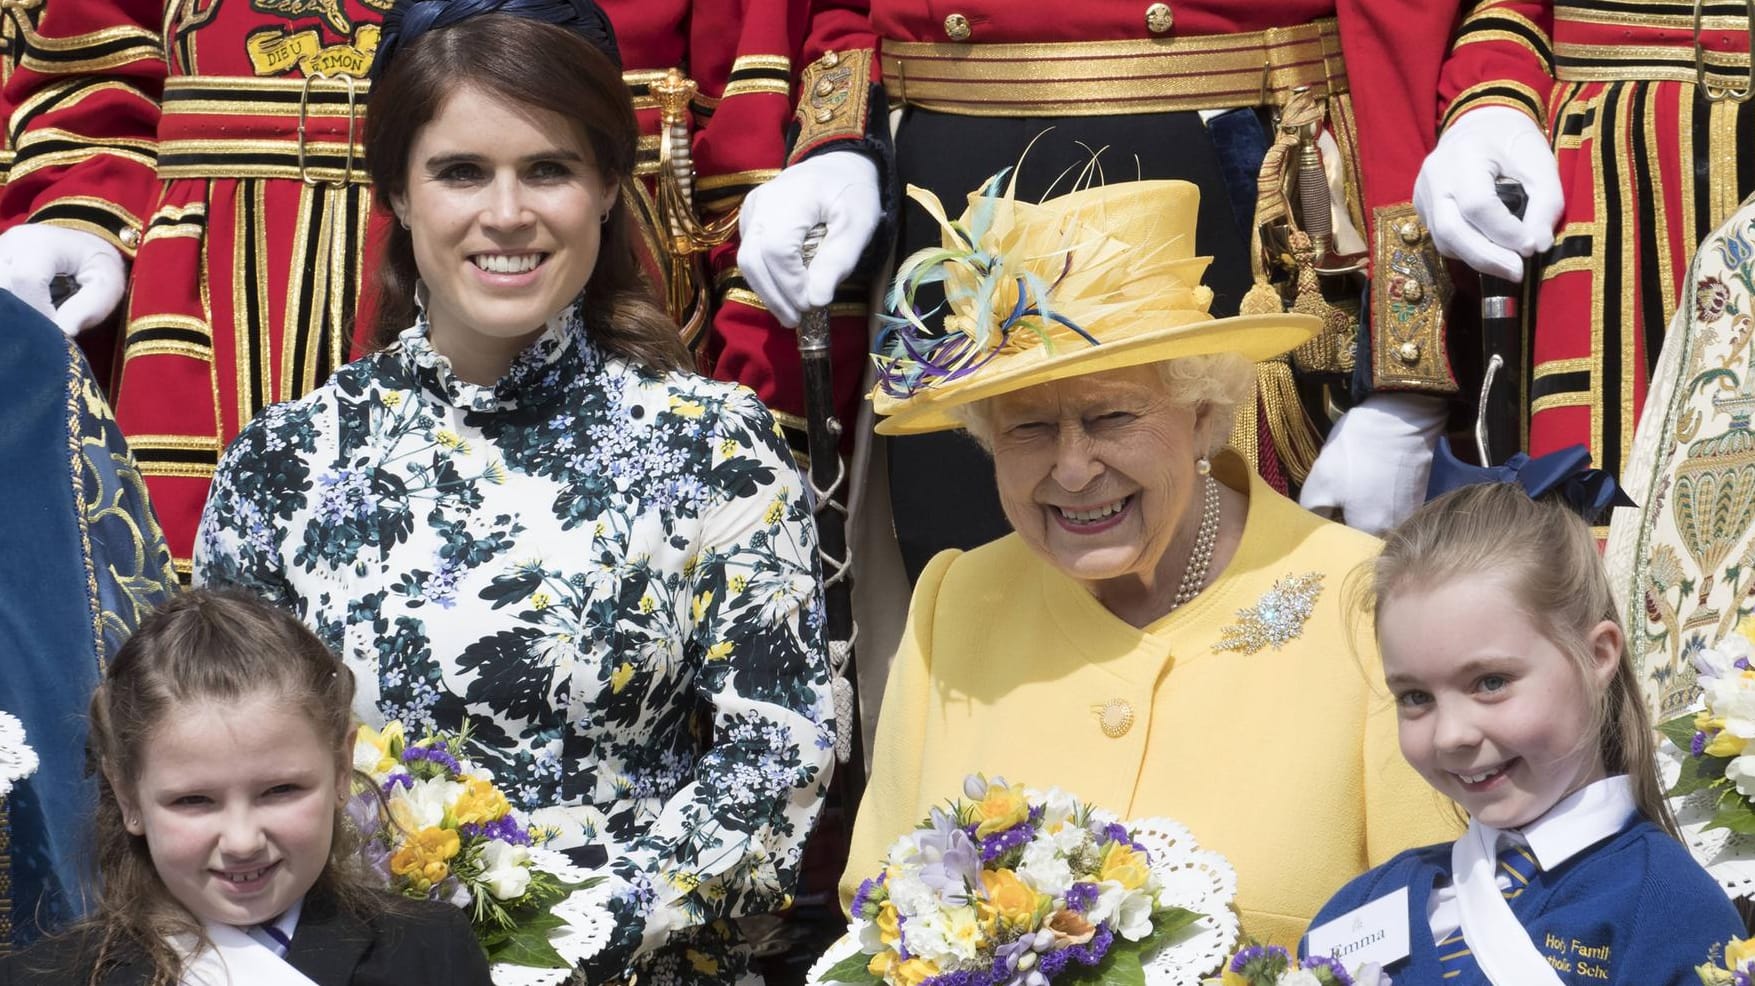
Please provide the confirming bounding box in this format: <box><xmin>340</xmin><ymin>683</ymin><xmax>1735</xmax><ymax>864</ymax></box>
<box><xmin>1304</xmin><ymin>886</ymin><xmax>1411</xmax><ymax>971</ymax></box>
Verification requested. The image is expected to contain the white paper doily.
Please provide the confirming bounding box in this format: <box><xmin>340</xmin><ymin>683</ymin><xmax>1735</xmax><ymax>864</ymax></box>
<box><xmin>0</xmin><ymin>711</ymin><xmax>38</xmax><ymax>799</ymax></box>
<box><xmin>809</xmin><ymin>816</ymin><xmax>1238</xmax><ymax>986</ymax></box>
<box><xmin>1659</xmin><ymin>739</ymin><xmax>1755</xmax><ymax>900</ymax></box>
<box><xmin>489</xmin><ymin>847</ymin><xmax>615</xmax><ymax>986</ymax></box>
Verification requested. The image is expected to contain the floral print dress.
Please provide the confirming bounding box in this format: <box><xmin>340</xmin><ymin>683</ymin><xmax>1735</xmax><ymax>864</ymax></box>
<box><xmin>195</xmin><ymin>304</ymin><xmax>834</xmax><ymax>984</ymax></box>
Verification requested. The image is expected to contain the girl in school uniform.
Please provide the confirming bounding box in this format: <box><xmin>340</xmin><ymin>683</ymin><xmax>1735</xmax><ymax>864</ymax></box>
<box><xmin>1302</xmin><ymin>478</ymin><xmax>1741</xmax><ymax>985</ymax></box>
<box><xmin>0</xmin><ymin>590</ymin><xmax>492</xmax><ymax>986</ymax></box>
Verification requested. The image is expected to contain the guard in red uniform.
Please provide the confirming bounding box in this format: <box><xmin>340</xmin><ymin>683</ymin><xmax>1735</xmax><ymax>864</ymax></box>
<box><xmin>740</xmin><ymin>0</ymin><xmax>1468</xmax><ymax>576</ymax></box>
<box><xmin>1414</xmin><ymin>0</ymin><xmax>1755</xmax><ymax>514</ymax></box>
<box><xmin>0</xmin><ymin>0</ymin><xmax>868</xmax><ymax>579</ymax></box>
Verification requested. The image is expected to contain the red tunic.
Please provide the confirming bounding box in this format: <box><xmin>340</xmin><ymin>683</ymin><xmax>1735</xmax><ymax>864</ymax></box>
<box><xmin>1436</xmin><ymin>0</ymin><xmax>1755</xmax><ymax>481</ymax></box>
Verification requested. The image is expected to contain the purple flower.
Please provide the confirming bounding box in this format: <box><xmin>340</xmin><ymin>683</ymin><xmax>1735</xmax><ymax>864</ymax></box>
<box><xmin>1694</xmin><ymin>731</ymin><xmax>1709</xmax><ymax>757</ymax></box>
<box><xmin>402</xmin><ymin>743</ymin><xmax>461</xmax><ymax>775</ymax></box>
<box><xmin>1037</xmin><ymin>925</ymin><xmax>1114</xmax><ymax>978</ymax></box>
<box><xmin>912</xmin><ymin>808</ymin><xmax>982</xmax><ymax>902</ymax></box>
<box><xmin>1064</xmin><ymin>882</ymin><xmax>1099</xmax><ymax>913</ymax></box>
<box><xmin>1303</xmin><ymin>954</ymin><xmax>1357</xmax><ymax>986</ymax></box>
<box><xmin>1230</xmin><ymin>945</ymin><xmax>1291</xmax><ymax>973</ymax></box>
<box><xmin>850</xmin><ymin>873</ymin><xmax>886</xmax><ymax>918</ymax></box>
<box><xmin>381</xmin><ymin>772</ymin><xmax>415</xmax><ymax>796</ymax></box>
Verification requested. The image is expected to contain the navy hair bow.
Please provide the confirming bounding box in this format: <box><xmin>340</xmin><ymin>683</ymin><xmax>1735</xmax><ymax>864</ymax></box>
<box><xmin>1424</xmin><ymin>437</ymin><xmax>1636</xmax><ymax>523</ymax></box>
<box><xmin>369</xmin><ymin>0</ymin><xmax>622</xmax><ymax>81</ymax></box>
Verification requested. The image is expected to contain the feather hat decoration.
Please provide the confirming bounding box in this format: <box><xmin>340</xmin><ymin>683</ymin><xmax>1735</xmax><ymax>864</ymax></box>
<box><xmin>871</xmin><ymin>172</ymin><xmax>1319</xmax><ymax>436</ymax></box>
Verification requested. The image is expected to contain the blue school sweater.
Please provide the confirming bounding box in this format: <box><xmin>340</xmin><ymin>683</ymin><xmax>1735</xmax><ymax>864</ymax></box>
<box><xmin>1302</xmin><ymin>819</ymin><xmax>1740</xmax><ymax>985</ymax></box>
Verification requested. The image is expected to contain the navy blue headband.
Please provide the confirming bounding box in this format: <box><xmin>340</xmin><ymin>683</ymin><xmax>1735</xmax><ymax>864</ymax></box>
<box><xmin>369</xmin><ymin>0</ymin><xmax>622</xmax><ymax>81</ymax></box>
<box><xmin>1424</xmin><ymin>437</ymin><xmax>1636</xmax><ymax>524</ymax></box>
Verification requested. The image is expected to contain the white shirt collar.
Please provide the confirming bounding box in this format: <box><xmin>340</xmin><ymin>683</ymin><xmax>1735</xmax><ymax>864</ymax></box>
<box><xmin>1491</xmin><ymin>775</ymin><xmax>1635</xmax><ymax>871</ymax></box>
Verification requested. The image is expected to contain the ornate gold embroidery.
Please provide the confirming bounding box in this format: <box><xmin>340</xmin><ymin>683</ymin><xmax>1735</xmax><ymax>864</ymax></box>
<box><xmin>789</xmin><ymin>48</ymin><xmax>873</xmax><ymax>164</ymax></box>
<box><xmin>1369</xmin><ymin>203</ymin><xmax>1456</xmax><ymax>393</ymax></box>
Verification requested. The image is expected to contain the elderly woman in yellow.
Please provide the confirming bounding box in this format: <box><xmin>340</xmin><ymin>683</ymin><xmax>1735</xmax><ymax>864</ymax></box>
<box><xmin>847</xmin><ymin>172</ymin><xmax>1457</xmax><ymax>947</ymax></box>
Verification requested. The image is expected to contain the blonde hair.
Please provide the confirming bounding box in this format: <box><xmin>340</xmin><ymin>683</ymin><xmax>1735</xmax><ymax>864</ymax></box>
<box><xmin>1364</xmin><ymin>483</ymin><xmax>1675</xmax><ymax>835</ymax></box>
<box><xmin>71</xmin><ymin>590</ymin><xmax>374</xmax><ymax>986</ymax></box>
<box><xmin>948</xmin><ymin>351</ymin><xmax>1254</xmax><ymax>452</ymax></box>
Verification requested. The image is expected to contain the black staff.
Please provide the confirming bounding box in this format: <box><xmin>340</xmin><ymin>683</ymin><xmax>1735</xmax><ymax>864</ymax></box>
<box><xmin>798</xmin><ymin>227</ymin><xmax>866</xmax><ymax>815</ymax></box>
<box><xmin>1477</xmin><ymin>179</ymin><xmax>1529</xmax><ymax>465</ymax></box>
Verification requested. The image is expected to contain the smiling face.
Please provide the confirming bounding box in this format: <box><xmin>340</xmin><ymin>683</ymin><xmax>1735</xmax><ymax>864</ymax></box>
<box><xmin>116</xmin><ymin>695</ymin><xmax>347</xmax><ymax>926</ymax></box>
<box><xmin>392</xmin><ymin>84</ymin><xmax>618</xmax><ymax>383</ymax></box>
<box><xmin>987</xmin><ymin>363</ymin><xmax>1214</xmax><ymax>594</ymax></box>
<box><xmin>1378</xmin><ymin>575</ymin><xmax>1620</xmax><ymax>829</ymax></box>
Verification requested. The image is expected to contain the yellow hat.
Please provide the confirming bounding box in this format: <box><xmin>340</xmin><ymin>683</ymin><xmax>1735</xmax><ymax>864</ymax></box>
<box><xmin>871</xmin><ymin>173</ymin><xmax>1319</xmax><ymax>435</ymax></box>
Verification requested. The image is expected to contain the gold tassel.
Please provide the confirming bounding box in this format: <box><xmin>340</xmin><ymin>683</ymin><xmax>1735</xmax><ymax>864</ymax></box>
<box><xmin>1239</xmin><ymin>278</ymin><xmax>1284</xmax><ymax>316</ymax></box>
<box><xmin>1227</xmin><ymin>379</ymin><xmax>1261</xmax><ymax>473</ymax></box>
<box><xmin>1256</xmin><ymin>356</ymin><xmax>1323</xmax><ymax>484</ymax></box>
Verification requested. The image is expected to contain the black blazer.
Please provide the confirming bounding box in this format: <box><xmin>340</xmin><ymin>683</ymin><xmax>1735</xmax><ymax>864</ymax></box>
<box><xmin>0</xmin><ymin>891</ymin><xmax>493</xmax><ymax>986</ymax></box>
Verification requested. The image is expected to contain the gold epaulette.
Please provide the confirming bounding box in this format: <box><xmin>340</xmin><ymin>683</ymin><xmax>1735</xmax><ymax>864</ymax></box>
<box><xmin>789</xmin><ymin>48</ymin><xmax>874</xmax><ymax>165</ymax></box>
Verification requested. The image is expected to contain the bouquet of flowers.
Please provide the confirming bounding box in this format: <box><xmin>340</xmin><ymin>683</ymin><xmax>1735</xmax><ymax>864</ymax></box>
<box><xmin>1658</xmin><ymin>624</ymin><xmax>1755</xmax><ymax>835</ymax></box>
<box><xmin>352</xmin><ymin>721</ymin><xmax>609</xmax><ymax>980</ymax></box>
<box><xmin>1204</xmin><ymin>944</ymin><xmax>1387</xmax><ymax>986</ymax></box>
<box><xmin>1695</xmin><ymin>935</ymin><xmax>1755</xmax><ymax>984</ymax></box>
<box><xmin>810</xmin><ymin>774</ymin><xmax>1238</xmax><ymax>986</ymax></box>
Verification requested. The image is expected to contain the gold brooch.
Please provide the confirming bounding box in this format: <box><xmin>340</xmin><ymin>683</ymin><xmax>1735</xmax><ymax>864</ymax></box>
<box><xmin>1091</xmin><ymin>699</ymin><xmax>1135</xmax><ymax>738</ymax></box>
<box><xmin>1215</xmin><ymin>572</ymin><xmax>1325</xmax><ymax>654</ymax></box>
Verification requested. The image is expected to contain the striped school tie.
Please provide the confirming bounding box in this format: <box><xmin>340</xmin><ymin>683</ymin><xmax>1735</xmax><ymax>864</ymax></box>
<box><xmin>1437</xmin><ymin>843</ymin><xmax>1540</xmax><ymax>981</ymax></box>
<box><xmin>256</xmin><ymin>919</ymin><xmax>293</xmax><ymax>958</ymax></box>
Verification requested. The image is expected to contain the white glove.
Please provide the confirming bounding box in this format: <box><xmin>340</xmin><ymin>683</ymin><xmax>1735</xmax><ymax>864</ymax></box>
<box><xmin>0</xmin><ymin>223</ymin><xmax>126</xmax><ymax>335</ymax></box>
<box><xmin>738</xmin><ymin>150</ymin><xmax>880</xmax><ymax>327</ymax></box>
<box><xmin>1413</xmin><ymin>105</ymin><xmax>1563</xmax><ymax>282</ymax></box>
<box><xmin>1299</xmin><ymin>393</ymin><xmax>1449</xmax><ymax>535</ymax></box>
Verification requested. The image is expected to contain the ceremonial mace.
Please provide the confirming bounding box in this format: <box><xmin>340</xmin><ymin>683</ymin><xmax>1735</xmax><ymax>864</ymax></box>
<box><xmin>1476</xmin><ymin>179</ymin><xmax>1529</xmax><ymax>465</ymax></box>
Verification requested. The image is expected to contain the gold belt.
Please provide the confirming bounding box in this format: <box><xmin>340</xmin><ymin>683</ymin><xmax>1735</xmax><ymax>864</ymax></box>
<box><xmin>880</xmin><ymin>19</ymin><xmax>1347</xmax><ymax>118</ymax></box>
<box><xmin>1553</xmin><ymin>0</ymin><xmax>1754</xmax><ymax>100</ymax></box>
<box><xmin>154</xmin><ymin>75</ymin><xmax>370</xmax><ymax>186</ymax></box>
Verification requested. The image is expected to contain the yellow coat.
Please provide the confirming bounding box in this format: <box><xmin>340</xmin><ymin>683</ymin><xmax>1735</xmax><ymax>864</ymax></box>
<box><xmin>843</xmin><ymin>455</ymin><xmax>1459</xmax><ymax>947</ymax></box>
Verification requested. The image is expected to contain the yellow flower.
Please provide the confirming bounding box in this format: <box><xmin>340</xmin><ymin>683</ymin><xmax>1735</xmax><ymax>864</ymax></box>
<box><xmin>868</xmin><ymin>951</ymin><xmax>897</xmax><ymax>979</ymax></box>
<box><xmin>1707</xmin><ymin>730</ymin><xmax>1750</xmax><ymax>757</ymax></box>
<box><xmin>1727</xmin><ymin>936</ymin><xmax>1755</xmax><ymax>970</ymax></box>
<box><xmin>730</xmin><ymin>575</ymin><xmax>748</xmax><ymax>593</ymax></box>
<box><xmin>354</xmin><ymin>721</ymin><xmax>404</xmax><ymax>775</ymax></box>
<box><xmin>670</xmin><ymin>397</ymin><xmax>706</xmax><ymax>418</ymax></box>
<box><xmin>720</xmin><ymin>439</ymin><xmax>740</xmax><ymax>457</ymax></box>
<box><xmin>453</xmin><ymin>778</ymin><xmax>511</xmax><ymax>826</ymax></box>
<box><xmin>979</xmin><ymin>869</ymin><xmax>1041</xmax><ymax>929</ymax></box>
<box><xmin>531</xmin><ymin>591</ymin><xmax>552</xmax><ymax>611</ymax></box>
<box><xmin>390</xmin><ymin>827</ymin><xmax>460</xmax><ymax>891</ymax></box>
<box><xmin>1221</xmin><ymin>968</ymin><xmax>1251</xmax><ymax>986</ymax></box>
<box><xmin>705</xmin><ymin>641</ymin><xmax>734</xmax><ymax>662</ymax></box>
<box><xmin>483</xmin><ymin>460</ymin><xmax>508</xmax><ymax>485</ymax></box>
<box><xmin>610</xmin><ymin>662</ymin><xmax>636</xmax><ymax>694</ymax></box>
<box><xmin>893</xmin><ymin>958</ymin><xmax>940</xmax><ymax>986</ymax></box>
<box><xmin>944</xmin><ymin>906</ymin><xmax>984</xmax><ymax>953</ymax></box>
<box><xmin>381</xmin><ymin>392</ymin><xmax>403</xmax><ymax>408</ymax></box>
<box><xmin>764</xmin><ymin>499</ymin><xmax>785</xmax><ymax>524</ymax></box>
<box><xmin>640</xmin><ymin>595</ymin><xmax>656</xmax><ymax>614</ymax></box>
<box><xmin>1099</xmin><ymin>841</ymin><xmax>1150</xmax><ymax>890</ymax></box>
<box><xmin>973</xmin><ymin>783</ymin><xmax>1029</xmax><ymax>838</ymax></box>
<box><xmin>435</xmin><ymin>429</ymin><xmax>469</xmax><ymax>453</ymax></box>
<box><xmin>875</xmin><ymin>902</ymin><xmax>901</xmax><ymax>946</ymax></box>
<box><xmin>1736</xmin><ymin>616</ymin><xmax>1755</xmax><ymax>644</ymax></box>
<box><xmin>686</xmin><ymin>950</ymin><xmax>720</xmax><ymax>975</ymax></box>
<box><xmin>693</xmin><ymin>591</ymin><xmax>714</xmax><ymax>622</ymax></box>
<box><xmin>668</xmin><ymin>870</ymin><xmax>701</xmax><ymax>893</ymax></box>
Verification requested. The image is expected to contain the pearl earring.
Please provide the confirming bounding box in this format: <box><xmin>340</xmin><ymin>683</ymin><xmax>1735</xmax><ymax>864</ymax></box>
<box><xmin>1195</xmin><ymin>456</ymin><xmax>1212</xmax><ymax>476</ymax></box>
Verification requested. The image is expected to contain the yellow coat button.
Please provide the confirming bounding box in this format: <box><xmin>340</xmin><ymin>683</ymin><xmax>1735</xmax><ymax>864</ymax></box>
<box><xmin>944</xmin><ymin>13</ymin><xmax>973</xmax><ymax>40</ymax></box>
<box><xmin>1398</xmin><ymin>220</ymin><xmax>1424</xmax><ymax>244</ymax></box>
<box><xmin>119</xmin><ymin>226</ymin><xmax>141</xmax><ymax>249</ymax></box>
<box><xmin>1093</xmin><ymin>699</ymin><xmax>1135</xmax><ymax>738</ymax></box>
<box><xmin>1145</xmin><ymin>2</ymin><xmax>1174</xmax><ymax>33</ymax></box>
<box><xmin>1397</xmin><ymin>341</ymin><xmax>1422</xmax><ymax>364</ymax></box>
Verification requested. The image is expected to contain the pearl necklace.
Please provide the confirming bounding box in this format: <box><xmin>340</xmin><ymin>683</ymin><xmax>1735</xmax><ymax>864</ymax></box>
<box><xmin>1173</xmin><ymin>475</ymin><xmax>1220</xmax><ymax>608</ymax></box>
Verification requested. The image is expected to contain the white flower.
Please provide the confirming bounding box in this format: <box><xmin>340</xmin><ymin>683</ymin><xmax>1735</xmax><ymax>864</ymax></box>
<box><xmin>1708</xmin><ymin>674</ymin><xmax>1755</xmax><ymax>739</ymax></box>
<box><xmin>1018</xmin><ymin>838</ymin><xmax>1075</xmax><ymax>896</ymax></box>
<box><xmin>388</xmin><ymin>776</ymin><xmax>464</xmax><ymax>831</ymax></box>
<box><xmin>1719</xmin><ymin>633</ymin><xmax>1755</xmax><ymax>669</ymax></box>
<box><xmin>1727</xmin><ymin>754</ymin><xmax>1755</xmax><ymax>798</ymax></box>
<box><xmin>886</xmin><ymin>871</ymin><xmax>938</xmax><ymax>918</ymax></box>
<box><xmin>1279</xmin><ymin>972</ymin><xmax>1323</xmax><ymax>986</ymax></box>
<box><xmin>1349</xmin><ymin>962</ymin><xmax>1392</xmax><ymax>986</ymax></box>
<box><xmin>1036</xmin><ymin>788</ymin><xmax>1080</xmax><ymax>834</ymax></box>
<box><xmin>479</xmin><ymin>839</ymin><xmax>533</xmax><ymax>900</ymax></box>
<box><xmin>900</xmin><ymin>912</ymin><xmax>956</xmax><ymax>968</ymax></box>
<box><xmin>1090</xmin><ymin>884</ymin><xmax>1156</xmax><ymax>941</ymax></box>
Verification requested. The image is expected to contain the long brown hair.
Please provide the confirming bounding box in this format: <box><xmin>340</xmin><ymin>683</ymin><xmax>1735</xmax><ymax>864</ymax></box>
<box><xmin>1364</xmin><ymin>483</ymin><xmax>1676</xmax><ymax>836</ymax></box>
<box><xmin>363</xmin><ymin>12</ymin><xmax>689</xmax><ymax>372</ymax></box>
<box><xmin>74</xmin><ymin>590</ymin><xmax>374</xmax><ymax>986</ymax></box>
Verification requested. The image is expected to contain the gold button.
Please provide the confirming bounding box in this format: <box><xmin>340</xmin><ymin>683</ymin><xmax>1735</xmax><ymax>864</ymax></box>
<box><xmin>817</xmin><ymin>50</ymin><xmax>840</xmax><ymax>68</ymax></box>
<box><xmin>814</xmin><ymin>107</ymin><xmax>835</xmax><ymax>123</ymax></box>
<box><xmin>119</xmin><ymin>227</ymin><xmax>141</xmax><ymax>249</ymax></box>
<box><xmin>814</xmin><ymin>78</ymin><xmax>835</xmax><ymax>97</ymax></box>
<box><xmin>1145</xmin><ymin>2</ymin><xmax>1174</xmax><ymax>33</ymax></box>
<box><xmin>1093</xmin><ymin>699</ymin><xmax>1135</xmax><ymax>738</ymax></box>
<box><xmin>944</xmin><ymin>12</ymin><xmax>972</xmax><ymax>40</ymax></box>
<box><xmin>1400</xmin><ymin>278</ymin><xmax>1425</xmax><ymax>304</ymax></box>
<box><xmin>1397</xmin><ymin>341</ymin><xmax>1422</xmax><ymax>364</ymax></box>
<box><xmin>1398</xmin><ymin>220</ymin><xmax>1423</xmax><ymax>244</ymax></box>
